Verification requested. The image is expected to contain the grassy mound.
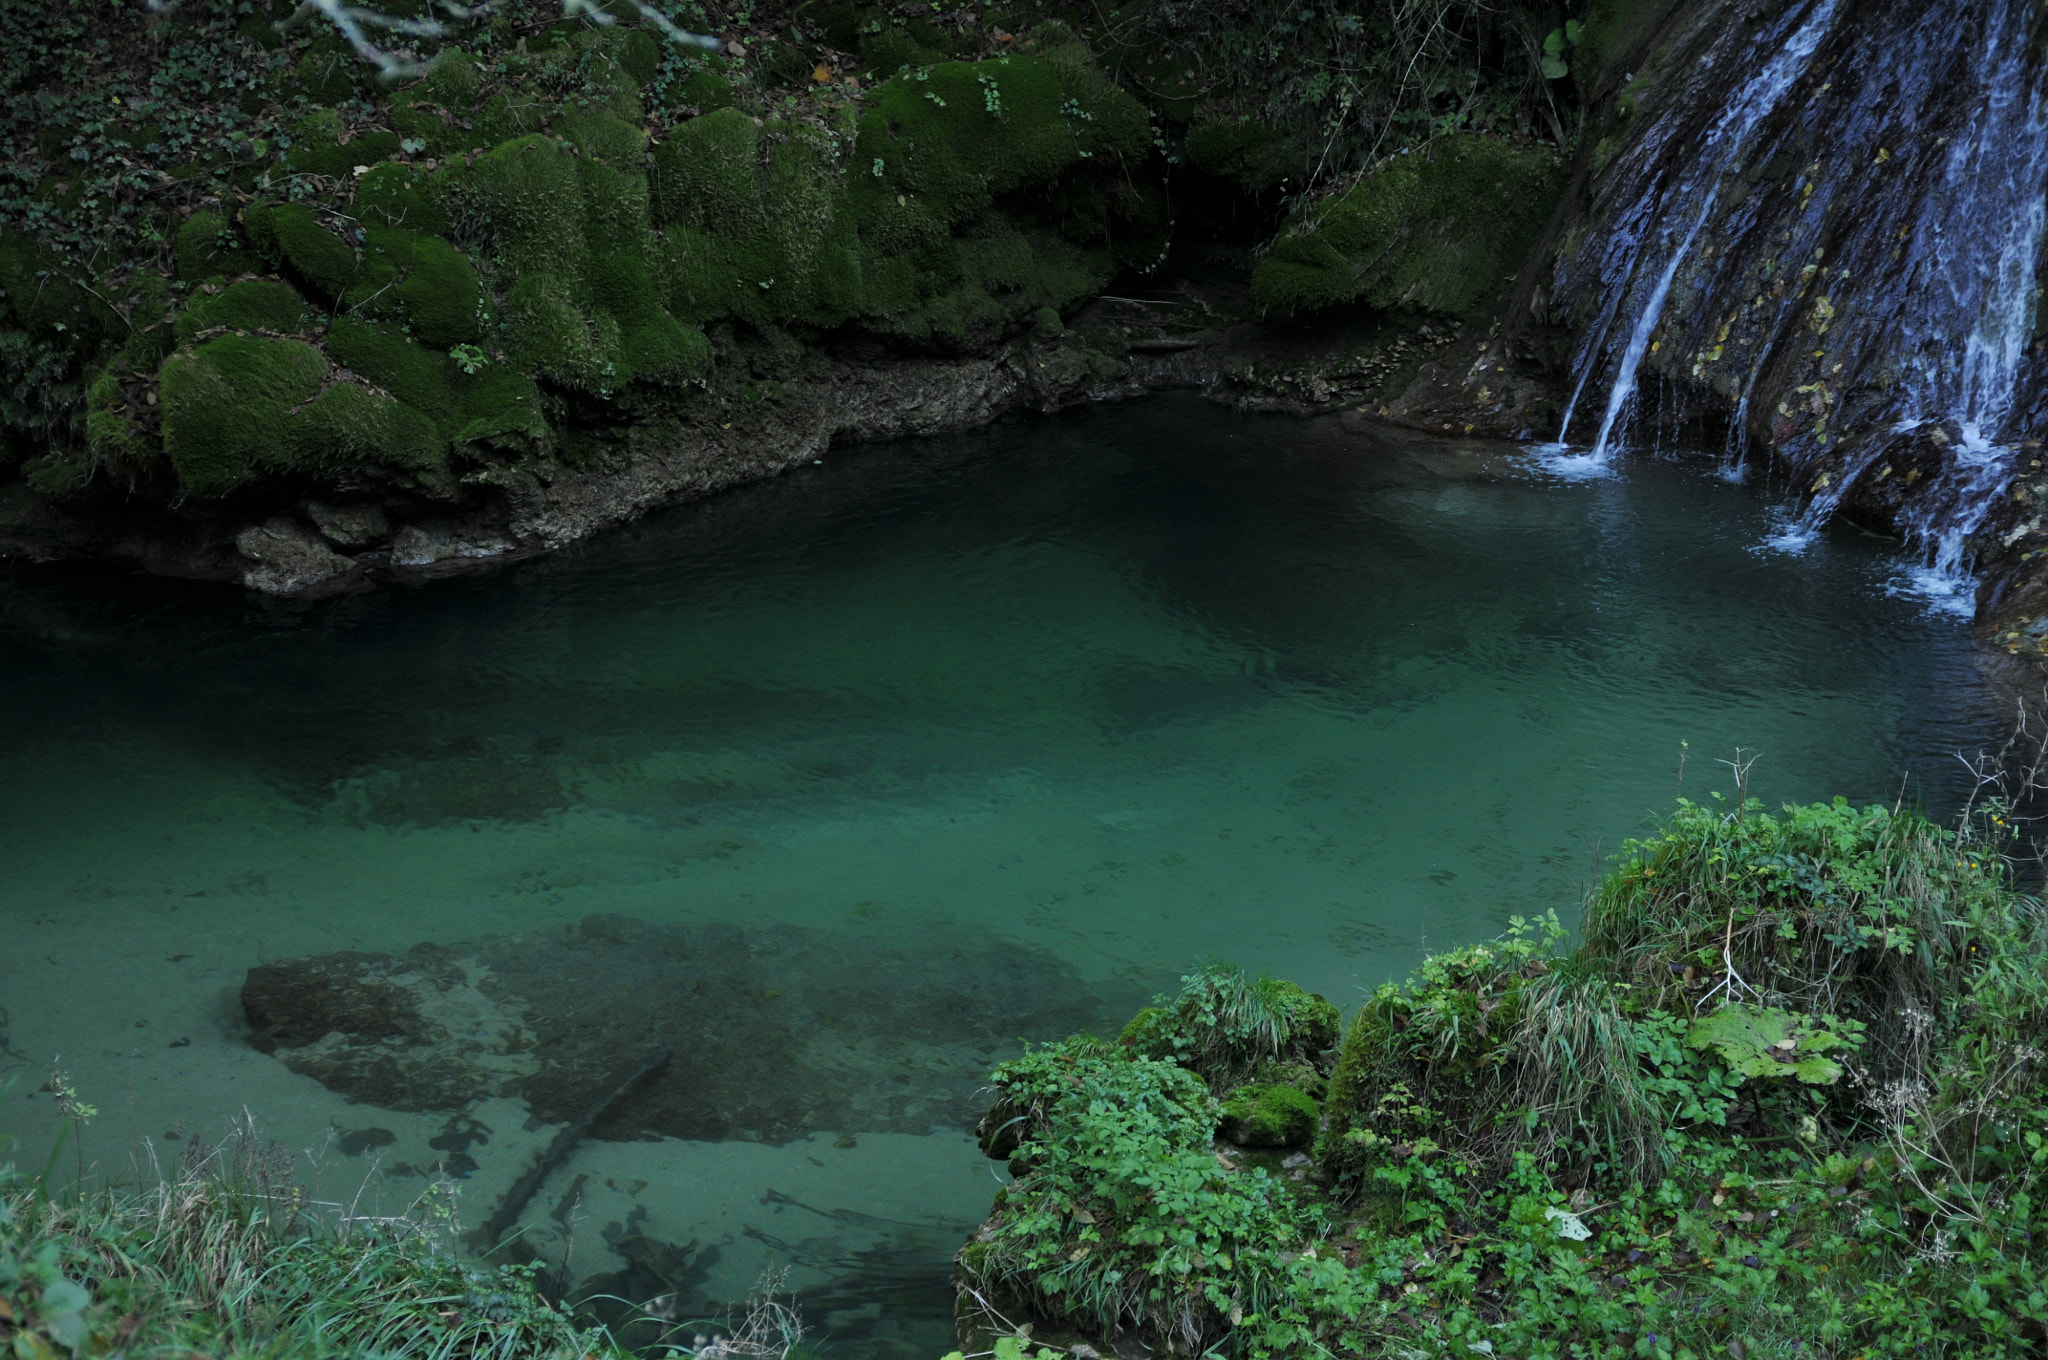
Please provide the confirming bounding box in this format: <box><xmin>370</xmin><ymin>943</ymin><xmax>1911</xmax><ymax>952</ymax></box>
<box><xmin>956</xmin><ymin>796</ymin><xmax>2048</xmax><ymax>1358</ymax></box>
<box><xmin>0</xmin><ymin>1122</ymin><xmax>626</xmax><ymax>1359</ymax></box>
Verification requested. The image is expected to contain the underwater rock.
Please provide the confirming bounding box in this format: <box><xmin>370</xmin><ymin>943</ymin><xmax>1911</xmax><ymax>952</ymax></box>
<box><xmin>242</xmin><ymin>914</ymin><xmax>1153</xmax><ymax>1143</ymax></box>
<box><xmin>241</xmin><ymin>946</ymin><xmax>537</xmax><ymax>1110</ymax></box>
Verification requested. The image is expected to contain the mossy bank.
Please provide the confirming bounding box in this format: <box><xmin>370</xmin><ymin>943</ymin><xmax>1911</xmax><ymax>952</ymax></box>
<box><xmin>0</xmin><ymin>0</ymin><xmax>1580</xmax><ymax>595</ymax></box>
<box><xmin>952</xmin><ymin>796</ymin><xmax>2048</xmax><ymax>1358</ymax></box>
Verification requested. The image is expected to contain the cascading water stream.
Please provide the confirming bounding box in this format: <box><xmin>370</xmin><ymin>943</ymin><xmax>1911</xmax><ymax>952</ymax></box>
<box><xmin>1547</xmin><ymin>0</ymin><xmax>1844</xmax><ymax>470</ymax></box>
<box><xmin>1747</xmin><ymin>0</ymin><xmax>2048</xmax><ymax>610</ymax></box>
<box><xmin>1882</xmin><ymin>7</ymin><xmax>2048</xmax><ymax>601</ymax></box>
<box><xmin>1544</xmin><ymin>0</ymin><xmax>2048</xmax><ymax>617</ymax></box>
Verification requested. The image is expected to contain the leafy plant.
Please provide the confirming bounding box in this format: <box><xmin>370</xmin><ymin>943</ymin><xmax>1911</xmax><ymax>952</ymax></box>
<box><xmin>959</xmin><ymin>794</ymin><xmax>2048</xmax><ymax>1358</ymax></box>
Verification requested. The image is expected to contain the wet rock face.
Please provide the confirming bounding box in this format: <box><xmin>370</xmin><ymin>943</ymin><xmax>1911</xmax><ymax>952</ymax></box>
<box><xmin>242</xmin><ymin>914</ymin><xmax>1152</xmax><ymax>1142</ymax></box>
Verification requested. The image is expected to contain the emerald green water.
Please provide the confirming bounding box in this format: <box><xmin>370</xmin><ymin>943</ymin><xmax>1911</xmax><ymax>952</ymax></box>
<box><xmin>0</xmin><ymin>395</ymin><xmax>2008</xmax><ymax>1353</ymax></box>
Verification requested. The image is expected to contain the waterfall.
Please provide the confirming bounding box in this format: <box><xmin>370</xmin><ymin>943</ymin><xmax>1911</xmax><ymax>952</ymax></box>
<box><xmin>1881</xmin><ymin>0</ymin><xmax>2048</xmax><ymax>595</ymax></box>
<box><xmin>1552</xmin><ymin>0</ymin><xmax>1844</xmax><ymax>461</ymax></box>
<box><xmin>1544</xmin><ymin>0</ymin><xmax>2048</xmax><ymax>614</ymax></box>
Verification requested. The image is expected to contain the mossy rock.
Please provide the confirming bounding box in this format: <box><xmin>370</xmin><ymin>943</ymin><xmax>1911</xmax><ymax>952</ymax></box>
<box><xmin>175</xmin><ymin>278</ymin><xmax>319</xmax><ymax>345</ymax></box>
<box><xmin>861</xmin><ymin>28</ymin><xmax>947</xmax><ymax>73</ymax></box>
<box><xmin>459</xmin><ymin>135</ymin><xmax>587</xmax><ymax>277</ymax></box>
<box><xmin>85</xmin><ymin>369</ymin><xmax>156</xmax><ymax>472</ymax></box>
<box><xmin>159</xmin><ymin>334</ymin><xmax>328</xmax><ymax>494</ymax></box>
<box><xmin>259</xmin><ymin>202</ymin><xmax>380</xmax><ymax>300</ymax></box>
<box><xmin>175</xmin><ymin>209</ymin><xmax>262</xmax><ymax>281</ymax></box>
<box><xmin>282</xmin><ymin>108</ymin><xmax>402</xmax><ymax>183</ymax></box>
<box><xmin>284</xmin><ymin>383</ymin><xmax>447</xmax><ymax>476</ymax></box>
<box><xmin>295</xmin><ymin>41</ymin><xmax>363</xmax><ymax>105</ymax></box>
<box><xmin>324</xmin><ymin>318</ymin><xmax>551</xmax><ymax>455</ymax></box>
<box><xmin>415</xmin><ymin>46</ymin><xmax>483</xmax><ymax>109</ymax></box>
<box><xmin>560</xmin><ymin>109</ymin><xmax>647</xmax><ymax>169</ymax></box>
<box><xmin>870</xmin><ymin>213</ymin><xmax>1111</xmax><ymax>348</ymax></box>
<box><xmin>850</xmin><ymin>53</ymin><xmax>1152</xmax><ymax>248</ymax></box>
<box><xmin>652</xmin><ymin>107</ymin><xmax>764</xmax><ymax>232</ymax></box>
<box><xmin>356</xmin><ymin>162</ymin><xmax>452</xmax><ymax>238</ymax></box>
<box><xmin>1219</xmin><ymin>1082</ymin><xmax>1319</xmax><ymax>1148</ymax></box>
<box><xmin>357</xmin><ymin>228</ymin><xmax>483</xmax><ymax>348</ymax></box>
<box><xmin>669</xmin><ymin>66</ymin><xmax>736</xmax><ymax>113</ymax></box>
<box><xmin>1252</xmin><ymin>135</ymin><xmax>1565</xmax><ymax>318</ymax></box>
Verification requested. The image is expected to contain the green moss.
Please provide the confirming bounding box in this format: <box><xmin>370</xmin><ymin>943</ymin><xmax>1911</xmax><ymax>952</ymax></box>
<box><xmin>356</xmin><ymin>162</ymin><xmax>451</xmax><ymax>237</ymax></box>
<box><xmin>460</xmin><ymin>135</ymin><xmax>586</xmax><ymax>276</ymax></box>
<box><xmin>324</xmin><ymin>317</ymin><xmax>550</xmax><ymax>455</ymax></box>
<box><xmin>1252</xmin><ymin>135</ymin><xmax>1564</xmax><ymax>318</ymax></box>
<box><xmin>862</xmin><ymin>29</ymin><xmax>946</xmax><ymax>73</ymax></box>
<box><xmin>851</xmin><ymin>53</ymin><xmax>1151</xmax><ymax>246</ymax></box>
<box><xmin>362</xmin><ymin>229</ymin><xmax>482</xmax><ymax>348</ymax></box>
<box><xmin>619</xmin><ymin>29</ymin><xmax>660</xmax><ymax>87</ymax></box>
<box><xmin>652</xmin><ymin>108</ymin><xmax>762</xmax><ymax>232</ymax></box>
<box><xmin>85</xmin><ymin>369</ymin><xmax>154</xmax><ymax>471</ymax></box>
<box><xmin>504</xmin><ymin>270</ymin><xmax>625</xmax><ymax>390</ymax></box>
<box><xmin>158</xmin><ymin>334</ymin><xmax>328</xmax><ymax>494</ymax></box>
<box><xmin>282</xmin><ymin>382</ymin><xmax>447</xmax><ymax>475</ymax></box>
<box><xmin>174</xmin><ymin>279</ymin><xmax>318</xmax><ymax>345</ymax></box>
<box><xmin>294</xmin><ymin>40</ymin><xmax>362</xmax><ymax>104</ymax></box>
<box><xmin>1218</xmin><ymin>1082</ymin><xmax>1320</xmax><ymax>1147</ymax></box>
<box><xmin>20</xmin><ymin>453</ymin><xmax>91</xmax><ymax>495</ymax></box>
<box><xmin>416</xmin><ymin>46</ymin><xmax>482</xmax><ymax>109</ymax></box>
<box><xmin>174</xmin><ymin>209</ymin><xmax>261</xmax><ymax>281</ymax></box>
<box><xmin>559</xmin><ymin>109</ymin><xmax>646</xmax><ymax>169</ymax></box>
<box><xmin>671</xmin><ymin>67</ymin><xmax>735</xmax><ymax>113</ymax></box>
<box><xmin>1118</xmin><ymin>1006</ymin><xmax>1168</xmax><ymax>1048</ymax></box>
<box><xmin>268</xmin><ymin>202</ymin><xmax>378</xmax><ymax>300</ymax></box>
<box><xmin>282</xmin><ymin>109</ymin><xmax>402</xmax><ymax>183</ymax></box>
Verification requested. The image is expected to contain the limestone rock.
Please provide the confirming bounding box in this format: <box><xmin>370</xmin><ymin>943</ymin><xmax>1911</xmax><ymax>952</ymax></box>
<box><xmin>304</xmin><ymin>498</ymin><xmax>392</xmax><ymax>547</ymax></box>
<box><xmin>389</xmin><ymin>520</ymin><xmax>518</xmax><ymax>567</ymax></box>
<box><xmin>235</xmin><ymin>516</ymin><xmax>359</xmax><ymax>595</ymax></box>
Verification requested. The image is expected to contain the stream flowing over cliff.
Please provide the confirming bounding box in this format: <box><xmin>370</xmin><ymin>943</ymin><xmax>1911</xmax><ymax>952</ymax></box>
<box><xmin>1527</xmin><ymin>0</ymin><xmax>2048</xmax><ymax>617</ymax></box>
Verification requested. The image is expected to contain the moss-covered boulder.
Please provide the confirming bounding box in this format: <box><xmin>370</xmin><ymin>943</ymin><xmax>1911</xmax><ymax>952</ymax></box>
<box><xmin>159</xmin><ymin>335</ymin><xmax>330</xmax><ymax>493</ymax></box>
<box><xmin>1252</xmin><ymin>135</ymin><xmax>1565</xmax><ymax>318</ymax></box>
<box><xmin>175</xmin><ymin>209</ymin><xmax>263</xmax><ymax>282</ymax></box>
<box><xmin>175</xmin><ymin>279</ymin><xmax>318</xmax><ymax>345</ymax></box>
<box><xmin>1218</xmin><ymin>1081</ymin><xmax>1319</xmax><ymax>1147</ymax></box>
<box><xmin>323</xmin><ymin>319</ymin><xmax>549</xmax><ymax>456</ymax></box>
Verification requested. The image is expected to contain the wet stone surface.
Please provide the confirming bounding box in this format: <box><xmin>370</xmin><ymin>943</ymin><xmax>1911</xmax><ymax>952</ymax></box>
<box><xmin>242</xmin><ymin>913</ymin><xmax>1154</xmax><ymax>1143</ymax></box>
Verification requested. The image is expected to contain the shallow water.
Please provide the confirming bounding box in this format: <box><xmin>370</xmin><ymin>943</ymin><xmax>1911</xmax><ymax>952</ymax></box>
<box><xmin>0</xmin><ymin>395</ymin><xmax>2010</xmax><ymax>1354</ymax></box>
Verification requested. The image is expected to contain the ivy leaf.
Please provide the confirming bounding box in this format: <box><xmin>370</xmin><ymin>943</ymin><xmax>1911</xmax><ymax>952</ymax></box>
<box><xmin>1541</xmin><ymin>55</ymin><xmax>1569</xmax><ymax>79</ymax></box>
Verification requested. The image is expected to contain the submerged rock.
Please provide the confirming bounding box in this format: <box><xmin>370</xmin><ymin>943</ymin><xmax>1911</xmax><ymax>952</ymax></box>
<box><xmin>242</xmin><ymin>914</ymin><xmax>1153</xmax><ymax>1142</ymax></box>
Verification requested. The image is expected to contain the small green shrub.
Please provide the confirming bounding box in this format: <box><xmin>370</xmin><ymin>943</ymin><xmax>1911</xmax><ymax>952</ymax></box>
<box><xmin>1123</xmin><ymin>962</ymin><xmax>1340</xmax><ymax>1090</ymax></box>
